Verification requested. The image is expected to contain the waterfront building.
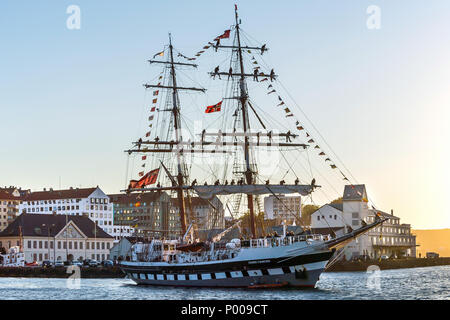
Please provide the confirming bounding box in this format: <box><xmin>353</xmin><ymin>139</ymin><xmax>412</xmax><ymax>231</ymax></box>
<box><xmin>264</xmin><ymin>195</ymin><xmax>301</xmax><ymax>225</ymax></box>
<box><xmin>18</xmin><ymin>187</ymin><xmax>131</xmax><ymax>238</ymax></box>
<box><xmin>172</xmin><ymin>196</ymin><xmax>225</xmax><ymax>232</ymax></box>
<box><xmin>109</xmin><ymin>236</ymin><xmax>146</xmax><ymax>261</ymax></box>
<box><xmin>0</xmin><ymin>213</ymin><xmax>114</xmax><ymax>263</ymax></box>
<box><xmin>311</xmin><ymin>184</ymin><xmax>417</xmax><ymax>260</ymax></box>
<box><xmin>110</xmin><ymin>193</ymin><xmax>225</xmax><ymax>239</ymax></box>
<box><xmin>0</xmin><ymin>188</ymin><xmax>22</xmax><ymax>231</ymax></box>
<box><xmin>109</xmin><ymin>192</ymin><xmax>177</xmax><ymax>238</ymax></box>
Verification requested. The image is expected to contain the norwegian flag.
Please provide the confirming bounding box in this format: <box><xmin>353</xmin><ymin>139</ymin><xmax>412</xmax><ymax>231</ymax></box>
<box><xmin>205</xmin><ymin>101</ymin><xmax>222</xmax><ymax>113</ymax></box>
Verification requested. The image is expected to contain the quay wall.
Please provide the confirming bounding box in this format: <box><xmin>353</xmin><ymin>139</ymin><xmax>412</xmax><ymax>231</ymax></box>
<box><xmin>1</xmin><ymin>258</ymin><xmax>449</xmax><ymax>277</ymax></box>
<box><xmin>325</xmin><ymin>257</ymin><xmax>450</xmax><ymax>272</ymax></box>
<box><xmin>0</xmin><ymin>266</ymin><xmax>124</xmax><ymax>278</ymax></box>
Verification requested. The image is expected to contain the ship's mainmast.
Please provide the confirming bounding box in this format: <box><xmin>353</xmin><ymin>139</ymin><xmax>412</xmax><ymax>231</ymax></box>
<box><xmin>234</xmin><ymin>8</ymin><xmax>256</xmax><ymax>238</ymax></box>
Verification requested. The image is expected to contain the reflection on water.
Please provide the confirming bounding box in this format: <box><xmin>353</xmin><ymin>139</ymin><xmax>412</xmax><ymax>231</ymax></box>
<box><xmin>0</xmin><ymin>265</ymin><xmax>449</xmax><ymax>300</ymax></box>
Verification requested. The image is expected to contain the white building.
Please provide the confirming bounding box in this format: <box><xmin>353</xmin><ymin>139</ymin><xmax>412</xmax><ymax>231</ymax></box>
<box><xmin>18</xmin><ymin>187</ymin><xmax>133</xmax><ymax>239</ymax></box>
<box><xmin>264</xmin><ymin>195</ymin><xmax>301</xmax><ymax>225</ymax></box>
<box><xmin>0</xmin><ymin>213</ymin><xmax>114</xmax><ymax>263</ymax></box>
<box><xmin>311</xmin><ymin>185</ymin><xmax>416</xmax><ymax>260</ymax></box>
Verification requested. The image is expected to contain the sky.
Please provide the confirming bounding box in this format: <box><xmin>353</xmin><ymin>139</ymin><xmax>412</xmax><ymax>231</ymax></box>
<box><xmin>0</xmin><ymin>1</ymin><xmax>449</xmax><ymax>229</ymax></box>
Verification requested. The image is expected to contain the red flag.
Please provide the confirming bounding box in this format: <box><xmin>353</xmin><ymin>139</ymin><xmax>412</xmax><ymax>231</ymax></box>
<box><xmin>142</xmin><ymin>156</ymin><xmax>147</xmax><ymax>160</ymax></box>
<box><xmin>152</xmin><ymin>99</ymin><xmax>157</xmax><ymax>104</ymax></box>
<box><xmin>205</xmin><ymin>101</ymin><xmax>222</xmax><ymax>113</ymax></box>
<box><xmin>145</xmin><ymin>132</ymin><xmax>151</xmax><ymax>137</ymax></box>
<box><xmin>153</xmin><ymin>90</ymin><xmax>159</xmax><ymax>96</ymax></box>
<box><xmin>215</xmin><ymin>30</ymin><xmax>230</xmax><ymax>41</ymax></box>
<box><xmin>129</xmin><ymin>168</ymin><xmax>160</xmax><ymax>189</ymax></box>
<box><xmin>150</xmin><ymin>107</ymin><xmax>156</xmax><ymax>112</ymax></box>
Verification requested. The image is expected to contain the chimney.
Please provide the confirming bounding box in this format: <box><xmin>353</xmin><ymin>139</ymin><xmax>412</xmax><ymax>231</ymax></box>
<box><xmin>391</xmin><ymin>209</ymin><xmax>394</xmax><ymax>216</ymax></box>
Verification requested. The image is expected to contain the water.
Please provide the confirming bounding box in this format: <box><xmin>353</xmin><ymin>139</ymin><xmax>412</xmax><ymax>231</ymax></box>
<box><xmin>0</xmin><ymin>266</ymin><xmax>449</xmax><ymax>300</ymax></box>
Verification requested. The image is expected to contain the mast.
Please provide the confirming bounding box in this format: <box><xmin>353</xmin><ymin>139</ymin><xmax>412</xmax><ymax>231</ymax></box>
<box><xmin>126</xmin><ymin>35</ymin><xmax>205</xmax><ymax>239</ymax></box>
<box><xmin>168</xmin><ymin>34</ymin><xmax>188</xmax><ymax>236</ymax></box>
<box><xmin>234</xmin><ymin>7</ymin><xmax>256</xmax><ymax>238</ymax></box>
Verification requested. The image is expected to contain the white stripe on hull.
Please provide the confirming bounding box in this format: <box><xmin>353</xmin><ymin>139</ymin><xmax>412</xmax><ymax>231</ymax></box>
<box><xmin>125</xmin><ymin>260</ymin><xmax>329</xmax><ymax>288</ymax></box>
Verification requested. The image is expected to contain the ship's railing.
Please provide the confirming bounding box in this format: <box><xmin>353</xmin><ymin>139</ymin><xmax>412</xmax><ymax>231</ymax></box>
<box><xmin>240</xmin><ymin>234</ymin><xmax>330</xmax><ymax>249</ymax></box>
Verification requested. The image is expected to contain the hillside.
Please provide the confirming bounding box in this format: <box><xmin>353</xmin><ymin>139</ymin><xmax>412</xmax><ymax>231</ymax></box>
<box><xmin>412</xmin><ymin>229</ymin><xmax>450</xmax><ymax>257</ymax></box>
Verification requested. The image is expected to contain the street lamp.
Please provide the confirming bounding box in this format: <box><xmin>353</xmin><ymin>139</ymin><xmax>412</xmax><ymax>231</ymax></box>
<box><xmin>42</xmin><ymin>222</ymin><xmax>56</xmax><ymax>264</ymax></box>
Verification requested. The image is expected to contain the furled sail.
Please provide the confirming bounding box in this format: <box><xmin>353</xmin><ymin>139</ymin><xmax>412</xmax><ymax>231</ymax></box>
<box><xmin>193</xmin><ymin>184</ymin><xmax>313</xmax><ymax>199</ymax></box>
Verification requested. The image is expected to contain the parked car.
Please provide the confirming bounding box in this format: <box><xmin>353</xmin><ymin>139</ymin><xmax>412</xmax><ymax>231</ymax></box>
<box><xmin>101</xmin><ymin>260</ymin><xmax>113</xmax><ymax>267</ymax></box>
<box><xmin>380</xmin><ymin>255</ymin><xmax>389</xmax><ymax>260</ymax></box>
<box><xmin>72</xmin><ymin>261</ymin><xmax>83</xmax><ymax>267</ymax></box>
<box><xmin>88</xmin><ymin>259</ymin><xmax>99</xmax><ymax>267</ymax></box>
<box><xmin>41</xmin><ymin>260</ymin><xmax>53</xmax><ymax>268</ymax></box>
<box><xmin>54</xmin><ymin>261</ymin><xmax>65</xmax><ymax>267</ymax></box>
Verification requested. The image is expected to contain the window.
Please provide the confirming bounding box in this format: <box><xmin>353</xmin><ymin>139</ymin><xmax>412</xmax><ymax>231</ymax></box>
<box><xmin>58</xmin><ymin>241</ymin><xmax>61</xmax><ymax>249</ymax></box>
<box><xmin>80</xmin><ymin>242</ymin><xmax>83</xmax><ymax>250</ymax></box>
<box><xmin>317</xmin><ymin>216</ymin><xmax>320</xmax><ymax>221</ymax></box>
<box><xmin>352</xmin><ymin>212</ymin><xmax>359</xmax><ymax>218</ymax></box>
<box><xmin>86</xmin><ymin>242</ymin><xmax>90</xmax><ymax>250</ymax></box>
<box><xmin>352</xmin><ymin>219</ymin><xmax>359</xmax><ymax>226</ymax></box>
<box><xmin>28</xmin><ymin>241</ymin><xmax>32</xmax><ymax>249</ymax></box>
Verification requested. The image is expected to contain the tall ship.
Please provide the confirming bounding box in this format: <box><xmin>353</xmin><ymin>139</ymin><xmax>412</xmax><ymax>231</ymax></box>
<box><xmin>119</xmin><ymin>6</ymin><xmax>386</xmax><ymax>288</ymax></box>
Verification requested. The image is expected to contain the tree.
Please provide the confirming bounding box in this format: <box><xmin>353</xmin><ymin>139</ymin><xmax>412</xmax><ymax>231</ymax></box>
<box><xmin>300</xmin><ymin>204</ymin><xmax>319</xmax><ymax>226</ymax></box>
<box><xmin>331</xmin><ymin>197</ymin><xmax>343</xmax><ymax>204</ymax></box>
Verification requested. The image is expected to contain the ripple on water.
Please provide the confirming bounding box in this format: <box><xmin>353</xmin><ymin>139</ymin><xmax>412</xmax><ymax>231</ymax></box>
<box><xmin>0</xmin><ymin>266</ymin><xmax>448</xmax><ymax>300</ymax></box>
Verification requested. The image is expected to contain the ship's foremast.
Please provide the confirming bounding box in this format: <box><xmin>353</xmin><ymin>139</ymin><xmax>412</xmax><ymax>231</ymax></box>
<box><xmin>127</xmin><ymin>34</ymin><xmax>206</xmax><ymax>238</ymax></box>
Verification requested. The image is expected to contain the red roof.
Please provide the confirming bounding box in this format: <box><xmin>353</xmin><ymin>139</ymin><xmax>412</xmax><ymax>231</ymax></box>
<box><xmin>0</xmin><ymin>213</ymin><xmax>112</xmax><ymax>239</ymax></box>
<box><xmin>22</xmin><ymin>188</ymin><xmax>97</xmax><ymax>201</ymax></box>
<box><xmin>0</xmin><ymin>191</ymin><xmax>20</xmax><ymax>201</ymax></box>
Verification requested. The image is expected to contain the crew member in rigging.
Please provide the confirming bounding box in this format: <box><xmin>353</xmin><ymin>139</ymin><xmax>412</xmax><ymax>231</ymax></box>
<box><xmin>253</xmin><ymin>68</ymin><xmax>259</xmax><ymax>81</ymax></box>
<box><xmin>286</xmin><ymin>130</ymin><xmax>292</xmax><ymax>142</ymax></box>
<box><xmin>270</xmin><ymin>69</ymin><xmax>275</xmax><ymax>82</ymax></box>
<box><xmin>228</xmin><ymin>67</ymin><xmax>233</xmax><ymax>80</ymax></box>
<box><xmin>213</xmin><ymin>66</ymin><xmax>221</xmax><ymax>79</ymax></box>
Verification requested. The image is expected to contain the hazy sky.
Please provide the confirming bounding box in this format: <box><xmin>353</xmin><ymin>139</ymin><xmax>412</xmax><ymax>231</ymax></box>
<box><xmin>0</xmin><ymin>1</ymin><xmax>449</xmax><ymax>229</ymax></box>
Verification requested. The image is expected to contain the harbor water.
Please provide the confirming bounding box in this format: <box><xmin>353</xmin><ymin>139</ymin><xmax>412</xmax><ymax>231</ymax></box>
<box><xmin>0</xmin><ymin>265</ymin><xmax>448</xmax><ymax>300</ymax></box>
